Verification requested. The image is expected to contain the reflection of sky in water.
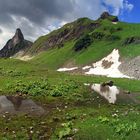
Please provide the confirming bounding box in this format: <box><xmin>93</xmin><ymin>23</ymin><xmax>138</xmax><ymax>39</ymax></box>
<box><xmin>0</xmin><ymin>96</ymin><xmax>45</xmax><ymax>116</ymax></box>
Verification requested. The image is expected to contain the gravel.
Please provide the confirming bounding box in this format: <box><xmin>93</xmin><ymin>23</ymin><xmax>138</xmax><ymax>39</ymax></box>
<box><xmin>119</xmin><ymin>56</ymin><xmax>140</xmax><ymax>79</ymax></box>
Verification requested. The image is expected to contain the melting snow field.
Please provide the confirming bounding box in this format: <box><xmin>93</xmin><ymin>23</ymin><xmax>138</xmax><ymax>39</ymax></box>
<box><xmin>57</xmin><ymin>49</ymin><xmax>131</xmax><ymax>78</ymax></box>
<box><xmin>57</xmin><ymin>67</ymin><xmax>78</xmax><ymax>72</ymax></box>
<box><xmin>82</xmin><ymin>66</ymin><xmax>92</xmax><ymax>70</ymax></box>
<box><xmin>91</xmin><ymin>83</ymin><xmax>120</xmax><ymax>104</ymax></box>
<box><xmin>85</xmin><ymin>49</ymin><xmax>130</xmax><ymax>78</ymax></box>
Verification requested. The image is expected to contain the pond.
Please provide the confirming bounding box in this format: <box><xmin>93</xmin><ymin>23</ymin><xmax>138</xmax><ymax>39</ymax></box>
<box><xmin>0</xmin><ymin>96</ymin><xmax>45</xmax><ymax>116</ymax></box>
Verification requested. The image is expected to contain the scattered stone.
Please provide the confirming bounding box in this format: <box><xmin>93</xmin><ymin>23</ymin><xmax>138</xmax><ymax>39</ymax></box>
<box><xmin>112</xmin><ymin>113</ymin><xmax>118</xmax><ymax>117</ymax></box>
<box><xmin>124</xmin><ymin>90</ymin><xmax>131</xmax><ymax>94</ymax></box>
<box><xmin>119</xmin><ymin>56</ymin><xmax>140</xmax><ymax>80</ymax></box>
<box><xmin>101</xmin><ymin>81</ymin><xmax>114</xmax><ymax>87</ymax></box>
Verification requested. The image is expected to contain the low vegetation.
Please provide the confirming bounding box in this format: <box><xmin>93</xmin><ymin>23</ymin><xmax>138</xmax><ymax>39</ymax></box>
<box><xmin>0</xmin><ymin>15</ymin><xmax>140</xmax><ymax>140</ymax></box>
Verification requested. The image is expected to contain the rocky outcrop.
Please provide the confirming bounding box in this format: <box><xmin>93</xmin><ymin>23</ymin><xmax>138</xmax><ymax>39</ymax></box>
<box><xmin>27</xmin><ymin>18</ymin><xmax>100</xmax><ymax>54</ymax></box>
<box><xmin>44</xmin><ymin>21</ymin><xmax>99</xmax><ymax>50</ymax></box>
<box><xmin>0</xmin><ymin>28</ymin><xmax>32</xmax><ymax>58</ymax></box>
<box><xmin>99</xmin><ymin>12</ymin><xmax>119</xmax><ymax>22</ymax></box>
<box><xmin>119</xmin><ymin>56</ymin><xmax>140</xmax><ymax>79</ymax></box>
<box><xmin>123</xmin><ymin>37</ymin><xmax>140</xmax><ymax>46</ymax></box>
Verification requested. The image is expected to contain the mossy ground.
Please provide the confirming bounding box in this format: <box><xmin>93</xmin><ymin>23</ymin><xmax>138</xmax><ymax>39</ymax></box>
<box><xmin>0</xmin><ymin>58</ymin><xmax>140</xmax><ymax>140</ymax></box>
<box><xmin>0</xmin><ymin>17</ymin><xmax>140</xmax><ymax>140</ymax></box>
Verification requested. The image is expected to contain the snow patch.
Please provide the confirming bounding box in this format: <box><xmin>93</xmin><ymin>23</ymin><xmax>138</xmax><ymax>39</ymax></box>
<box><xmin>82</xmin><ymin>66</ymin><xmax>91</xmax><ymax>70</ymax></box>
<box><xmin>85</xmin><ymin>49</ymin><xmax>130</xmax><ymax>78</ymax></box>
<box><xmin>57</xmin><ymin>67</ymin><xmax>78</xmax><ymax>72</ymax></box>
<box><xmin>91</xmin><ymin>84</ymin><xmax>119</xmax><ymax>104</ymax></box>
<box><xmin>112</xmin><ymin>22</ymin><xmax>118</xmax><ymax>25</ymax></box>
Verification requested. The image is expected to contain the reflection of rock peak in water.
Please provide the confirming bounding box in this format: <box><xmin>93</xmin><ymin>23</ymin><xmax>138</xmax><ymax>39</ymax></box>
<box><xmin>0</xmin><ymin>96</ymin><xmax>45</xmax><ymax>116</ymax></box>
<box><xmin>6</xmin><ymin>96</ymin><xmax>23</xmax><ymax>110</ymax></box>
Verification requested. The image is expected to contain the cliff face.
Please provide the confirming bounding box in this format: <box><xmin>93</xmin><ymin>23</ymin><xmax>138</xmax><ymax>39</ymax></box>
<box><xmin>0</xmin><ymin>28</ymin><xmax>32</xmax><ymax>58</ymax></box>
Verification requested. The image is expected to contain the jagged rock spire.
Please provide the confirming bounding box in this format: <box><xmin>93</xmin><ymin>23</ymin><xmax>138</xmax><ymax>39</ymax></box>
<box><xmin>0</xmin><ymin>28</ymin><xmax>32</xmax><ymax>58</ymax></box>
<box><xmin>12</xmin><ymin>28</ymin><xmax>24</xmax><ymax>45</ymax></box>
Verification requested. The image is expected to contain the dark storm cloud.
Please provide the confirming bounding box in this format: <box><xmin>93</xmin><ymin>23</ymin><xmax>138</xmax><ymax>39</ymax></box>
<box><xmin>0</xmin><ymin>0</ymin><xmax>134</xmax><ymax>49</ymax></box>
<box><xmin>0</xmin><ymin>0</ymin><xmax>75</xmax><ymax>25</ymax></box>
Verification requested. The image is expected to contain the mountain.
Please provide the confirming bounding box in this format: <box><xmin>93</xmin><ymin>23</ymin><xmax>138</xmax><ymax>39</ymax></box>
<box><xmin>0</xmin><ymin>12</ymin><xmax>140</xmax><ymax>79</ymax></box>
<box><xmin>24</xmin><ymin>12</ymin><xmax>119</xmax><ymax>55</ymax></box>
<box><xmin>0</xmin><ymin>28</ymin><xmax>32</xmax><ymax>58</ymax></box>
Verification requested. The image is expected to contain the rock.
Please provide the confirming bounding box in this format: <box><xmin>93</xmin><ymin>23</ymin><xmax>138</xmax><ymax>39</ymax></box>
<box><xmin>100</xmin><ymin>12</ymin><xmax>110</xmax><ymax>19</ymax></box>
<box><xmin>99</xmin><ymin>12</ymin><xmax>119</xmax><ymax>22</ymax></box>
<box><xmin>0</xmin><ymin>28</ymin><xmax>32</xmax><ymax>58</ymax></box>
<box><xmin>119</xmin><ymin>56</ymin><xmax>140</xmax><ymax>79</ymax></box>
<box><xmin>123</xmin><ymin>36</ymin><xmax>140</xmax><ymax>46</ymax></box>
<box><xmin>101</xmin><ymin>81</ymin><xmax>114</xmax><ymax>87</ymax></box>
<box><xmin>124</xmin><ymin>90</ymin><xmax>131</xmax><ymax>94</ymax></box>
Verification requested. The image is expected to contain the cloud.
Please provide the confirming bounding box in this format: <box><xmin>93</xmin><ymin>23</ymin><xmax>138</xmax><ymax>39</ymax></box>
<box><xmin>103</xmin><ymin>0</ymin><xmax>134</xmax><ymax>15</ymax></box>
<box><xmin>0</xmin><ymin>26</ymin><xmax>13</xmax><ymax>48</ymax></box>
<box><xmin>124</xmin><ymin>0</ymin><xmax>134</xmax><ymax>11</ymax></box>
<box><xmin>0</xmin><ymin>0</ymin><xmax>76</xmax><ymax>26</ymax></box>
<box><xmin>0</xmin><ymin>0</ymin><xmax>134</xmax><ymax>49</ymax></box>
<box><xmin>0</xmin><ymin>28</ymin><xmax>2</xmax><ymax>34</ymax></box>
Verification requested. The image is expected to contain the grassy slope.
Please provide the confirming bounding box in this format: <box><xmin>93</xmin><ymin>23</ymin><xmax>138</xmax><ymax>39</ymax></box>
<box><xmin>29</xmin><ymin>19</ymin><xmax>140</xmax><ymax>69</ymax></box>
<box><xmin>0</xmin><ymin>56</ymin><xmax>140</xmax><ymax>139</ymax></box>
<box><xmin>0</xmin><ymin>18</ymin><xmax>140</xmax><ymax>140</ymax></box>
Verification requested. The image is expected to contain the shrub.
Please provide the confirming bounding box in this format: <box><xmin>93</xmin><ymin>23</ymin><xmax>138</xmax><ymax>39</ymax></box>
<box><xmin>74</xmin><ymin>34</ymin><xmax>93</xmax><ymax>51</ymax></box>
<box><xmin>7</xmin><ymin>79</ymin><xmax>50</xmax><ymax>96</ymax></box>
<box><xmin>50</xmin><ymin>80</ymin><xmax>79</xmax><ymax>97</ymax></box>
<box><xmin>7</xmin><ymin>79</ymin><xmax>81</xmax><ymax>98</ymax></box>
<box><xmin>58</xmin><ymin>122</ymin><xmax>73</xmax><ymax>139</ymax></box>
<box><xmin>91</xmin><ymin>32</ymin><xmax>105</xmax><ymax>40</ymax></box>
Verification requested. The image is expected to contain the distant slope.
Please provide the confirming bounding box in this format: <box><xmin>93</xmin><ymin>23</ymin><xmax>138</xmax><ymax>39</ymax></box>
<box><xmin>0</xmin><ymin>28</ymin><xmax>32</xmax><ymax>58</ymax></box>
<box><xmin>28</xmin><ymin>13</ymin><xmax>140</xmax><ymax>69</ymax></box>
<box><xmin>2</xmin><ymin>12</ymin><xmax>140</xmax><ymax>79</ymax></box>
<box><xmin>24</xmin><ymin>12</ymin><xmax>119</xmax><ymax>56</ymax></box>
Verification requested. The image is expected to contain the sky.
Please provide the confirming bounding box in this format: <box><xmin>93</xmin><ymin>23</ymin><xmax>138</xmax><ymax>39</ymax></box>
<box><xmin>0</xmin><ymin>0</ymin><xmax>139</xmax><ymax>49</ymax></box>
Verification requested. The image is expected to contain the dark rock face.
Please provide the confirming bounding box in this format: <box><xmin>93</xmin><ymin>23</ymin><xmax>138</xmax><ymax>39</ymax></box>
<box><xmin>0</xmin><ymin>28</ymin><xmax>32</xmax><ymax>58</ymax></box>
<box><xmin>33</xmin><ymin>20</ymin><xmax>100</xmax><ymax>53</ymax></box>
<box><xmin>99</xmin><ymin>12</ymin><xmax>119</xmax><ymax>22</ymax></box>
<box><xmin>123</xmin><ymin>37</ymin><xmax>140</xmax><ymax>46</ymax></box>
<box><xmin>100</xmin><ymin>12</ymin><xmax>110</xmax><ymax>19</ymax></box>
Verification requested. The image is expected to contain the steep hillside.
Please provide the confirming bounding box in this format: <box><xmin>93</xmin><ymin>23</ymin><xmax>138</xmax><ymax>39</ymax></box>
<box><xmin>24</xmin><ymin>12</ymin><xmax>119</xmax><ymax>55</ymax></box>
<box><xmin>1</xmin><ymin>12</ymin><xmax>140</xmax><ymax>79</ymax></box>
<box><xmin>28</xmin><ymin>13</ymin><xmax>140</xmax><ymax>73</ymax></box>
<box><xmin>0</xmin><ymin>12</ymin><xmax>140</xmax><ymax>140</ymax></box>
<box><xmin>0</xmin><ymin>28</ymin><xmax>32</xmax><ymax>58</ymax></box>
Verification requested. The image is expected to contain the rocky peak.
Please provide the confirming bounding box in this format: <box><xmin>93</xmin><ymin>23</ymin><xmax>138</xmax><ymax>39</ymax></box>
<box><xmin>12</xmin><ymin>28</ymin><xmax>24</xmax><ymax>46</ymax></box>
<box><xmin>100</xmin><ymin>12</ymin><xmax>110</xmax><ymax>19</ymax></box>
<box><xmin>99</xmin><ymin>12</ymin><xmax>119</xmax><ymax>22</ymax></box>
<box><xmin>0</xmin><ymin>28</ymin><xmax>32</xmax><ymax>58</ymax></box>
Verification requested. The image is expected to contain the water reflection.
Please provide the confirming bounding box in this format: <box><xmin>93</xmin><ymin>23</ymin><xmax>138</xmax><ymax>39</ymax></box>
<box><xmin>0</xmin><ymin>96</ymin><xmax>45</xmax><ymax>116</ymax></box>
<box><xmin>91</xmin><ymin>83</ymin><xmax>140</xmax><ymax>104</ymax></box>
